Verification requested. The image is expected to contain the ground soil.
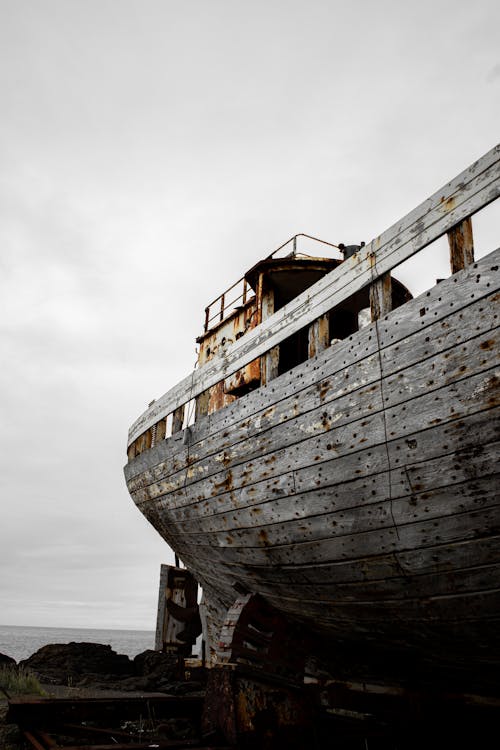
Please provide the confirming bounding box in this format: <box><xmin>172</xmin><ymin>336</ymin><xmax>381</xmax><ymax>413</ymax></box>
<box><xmin>1</xmin><ymin>682</ymin><xmax>194</xmax><ymax>749</ymax></box>
<box><xmin>0</xmin><ymin>644</ymin><xmax>204</xmax><ymax>749</ymax></box>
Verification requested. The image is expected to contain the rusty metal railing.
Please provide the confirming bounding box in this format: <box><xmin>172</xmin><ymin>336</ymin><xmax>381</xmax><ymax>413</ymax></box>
<box><xmin>203</xmin><ymin>233</ymin><xmax>341</xmax><ymax>332</ymax></box>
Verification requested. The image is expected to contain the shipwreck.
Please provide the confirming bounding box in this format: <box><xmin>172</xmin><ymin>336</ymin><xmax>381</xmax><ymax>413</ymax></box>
<box><xmin>124</xmin><ymin>145</ymin><xmax>500</xmax><ymax>709</ymax></box>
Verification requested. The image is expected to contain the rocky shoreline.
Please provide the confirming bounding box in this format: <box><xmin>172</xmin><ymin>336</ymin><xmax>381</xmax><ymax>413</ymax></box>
<box><xmin>0</xmin><ymin>642</ymin><xmax>205</xmax><ymax>749</ymax></box>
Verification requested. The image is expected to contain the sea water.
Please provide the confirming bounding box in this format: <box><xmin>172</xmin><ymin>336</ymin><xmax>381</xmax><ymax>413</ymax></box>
<box><xmin>0</xmin><ymin>624</ymin><xmax>154</xmax><ymax>663</ymax></box>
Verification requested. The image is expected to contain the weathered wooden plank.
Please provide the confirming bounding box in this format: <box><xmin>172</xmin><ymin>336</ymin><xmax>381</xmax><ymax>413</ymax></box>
<box><xmin>260</xmin><ymin>287</ymin><xmax>279</xmax><ymax>384</ymax></box>
<box><xmin>146</xmin><ymin>407</ymin><xmax>499</xmax><ymax>526</ymax></box>
<box><xmin>125</xmin><ymin>254</ymin><xmax>500</xmax><ymax>483</ymax></box>
<box><xmin>132</xmin><ymin>409</ymin><xmax>500</xmax><ymax>559</ymax></box>
<box><xmin>128</xmin><ymin>147</ymin><xmax>500</xmax><ymax>444</ymax></box>
<box><xmin>133</xmin><ymin>408</ymin><xmax>387</xmax><ymax>504</ymax></box>
<box><xmin>383</xmin><ymin>326</ymin><xmax>499</xmax><ymax>408</ymax></box>
<box><xmin>164</xmin><ymin>487</ymin><xmax>500</xmax><ymax>583</ymax></box>
<box><xmin>217</xmin><ymin>580</ymin><xmax>498</xmax><ymax>632</ymax></box>
<box><xmin>259</xmin><ymin>589</ymin><xmax>500</xmax><ymax>633</ymax></box>
<box><xmin>127</xmin><ymin>303</ymin><xmax>499</xmax><ymax>498</ymax></box>
<box><xmin>164</xmin><ymin>475</ymin><xmax>498</xmax><ymax>551</ymax></box>
<box><xmin>165</xmin><ymin>553</ymin><xmax>500</xmax><ymax>641</ymax></box>
<box><xmin>171</xmin><ymin>404</ymin><xmax>184</xmax><ymax>434</ymax></box>
<box><xmin>155</xmin><ymin>418</ymin><xmax>166</xmax><ymax>442</ymax></box>
<box><xmin>260</xmin><ymin>345</ymin><xmax>279</xmax><ymax>385</ymax></box>
<box><xmin>153</xmin><ymin>440</ymin><xmax>500</xmax><ymax>548</ymax></box>
<box><xmin>125</xmin><ymin>258</ymin><xmax>500</xmax><ymax>486</ymax></box>
<box><xmin>195</xmin><ymin>388</ymin><xmax>210</xmax><ymax>419</ymax></box>
<box><xmin>131</xmin><ymin>381</ymin><xmax>385</xmax><ymax>501</ymax></box>
<box><xmin>130</xmin><ymin>357</ymin><xmax>498</xmax><ymax>508</ymax></box>
<box><xmin>170</xmin><ymin>504</ymin><xmax>500</xmax><ymax>569</ymax></box>
<box><xmin>448</xmin><ymin>216</ymin><xmax>474</xmax><ymax>272</ymax></box>
<box><xmin>308</xmin><ymin>314</ymin><xmax>329</xmax><ymax>357</ymax></box>
<box><xmin>203</xmin><ymin>560</ymin><xmax>500</xmax><ymax>605</ymax></box>
<box><xmin>370</xmin><ymin>272</ymin><xmax>392</xmax><ymax>321</ymax></box>
<box><xmin>214</xmin><ymin>534</ymin><xmax>500</xmax><ymax>588</ymax></box>
<box><xmin>126</xmin><ymin>351</ymin><xmax>382</xmax><ymax>491</ymax></box>
<box><xmin>152</xmin><ymin>442</ymin><xmax>499</xmax><ymax>537</ymax></box>
<box><xmin>181</xmin><ymin>538</ymin><xmax>498</xmax><ymax>635</ymax></box>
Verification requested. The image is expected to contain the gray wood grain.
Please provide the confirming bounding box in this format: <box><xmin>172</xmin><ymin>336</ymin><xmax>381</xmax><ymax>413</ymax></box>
<box><xmin>125</xmin><ymin>253</ymin><xmax>500</xmax><ymax>485</ymax></box>
<box><xmin>130</xmin><ymin>359</ymin><xmax>498</xmax><ymax>507</ymax></box>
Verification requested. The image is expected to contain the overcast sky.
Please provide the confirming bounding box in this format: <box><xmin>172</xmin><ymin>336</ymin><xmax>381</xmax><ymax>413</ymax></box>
<box><xmin>0</xmin><ymin>0</ymin><xmax>498</xmax><ymax>631</ymax></box>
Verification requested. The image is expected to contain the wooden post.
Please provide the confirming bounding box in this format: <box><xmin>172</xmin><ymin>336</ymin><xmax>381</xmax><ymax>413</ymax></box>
<box><xmin>370</xmin><ymin>271</ymin><xmax>392</xmax><ymax>321</ymax></box>
<box><xmin>172</xmin><ymin>404</ymin><xmax>185</xmax><ymax>434</ymax></box>
<box><xmin>136</xmin><ymin>432</ymin><xmax>147</xmax><ymax>455</ymax></box>
<box><xmin>260</xmin><ymin>285</ymin><xmax>279</xmax><ymax>385</ymax></box>
<box><xmin>195</xmin><ymin>389</ymin><xmax>210</xmax><ymax>419</ymax></box>
<box><xmin>156</xmin><ymin>418</ymin><xmax>167</xmax><ymax>442</ymax></box>
<box><xmin>127</xmin><ymin>441</ymin><xmax>137</xmax><ymax>462</ymax></box>
<box><xmin>448</xmin><ymin>217</ymin><xmax>474</xmax><ymax>273</ymax></box>
<box><xmin>155</xmin><ymin>563</ymin><xmax>170</xmax><ymax>650</ymax></box>
<box><xmin>261</xmin><ymin>346</ymin><xmax>280</xmax><ymax>385</ymax></box>
<box><xmin>308</xmin><ymin>314</ymin><xmax>329</xmax><ymax>358</ymax></box>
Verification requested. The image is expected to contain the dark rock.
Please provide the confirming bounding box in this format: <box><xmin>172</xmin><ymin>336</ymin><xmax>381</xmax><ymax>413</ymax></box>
<box><xmin>133</xmin><ymin>649</ymin><xmax>178</xmax><ymax>678</ymax></box>
<box><xmin>0</xmin><ymin>653</ymin><xmax>17</xmax><ymax>669</ymax></box>
<box><xmin>74</xmin><ymin>672</ymin><xmax>152</xmax><ymax>691</ymax></box>
<box><xmin>20</xmin><ymin>642</ymin><xmax>133</xmax><ymax>684</ymax></box>
<box><xmin>169</xmin><ymin>680</ymin><xmax>205</xmax><ymax>696</ymax></box>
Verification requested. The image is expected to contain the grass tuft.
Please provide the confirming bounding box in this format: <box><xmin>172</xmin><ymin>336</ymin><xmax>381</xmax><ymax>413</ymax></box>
<box><xmin>0</xmin><ymin>666</ymin><xmax>46</xmax><ymax>697</ymax></box>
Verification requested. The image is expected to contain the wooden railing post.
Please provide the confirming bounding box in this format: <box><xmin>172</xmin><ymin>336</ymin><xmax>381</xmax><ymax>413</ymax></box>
<box><xmin>448</xmin><ymin>217</ymin><xmax>474</xmax><ymax>273</ymax></box>
<box><xmin>260</xmin><ymin>285</ymin><xmax>279</xmax><ymax>385</ymax></box>
<box><xmin>370</xmin><ymin>271</ymin><xmax>392</xmax><ymax>321</ymax></box>
<box><xmin>156</xmin><ymin>418</ymin><xmax>167</xmax><ymax>442</ymax></box>
<box><xmin>308</xmin><ymin>314</ymin><xmax>330</xmax><ymax>358</ymax></box>
<box><xmin>195</xmin><ymin>389</ymin><xmax>210</xmax><ymax>420</ymax></box>
<box><xmin>172</xmin><ymin>404</ymin><xmax>185</xmax><ymax>434</ymax></box>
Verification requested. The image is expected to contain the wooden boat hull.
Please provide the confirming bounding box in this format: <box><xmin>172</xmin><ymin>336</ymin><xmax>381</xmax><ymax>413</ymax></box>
<box><xmin>125</xmin><ymin>249</ymin><xmax>500</xmax><ymax>686</ymax></box>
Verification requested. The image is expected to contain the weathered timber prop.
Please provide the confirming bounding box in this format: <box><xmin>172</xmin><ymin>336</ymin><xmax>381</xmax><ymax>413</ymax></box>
<box><xmin>215</xmin><ymin>593</ymin><xmax>308</xmax><ymax>684</ymax></box>
<box><xmin>155</xmin><ymin>565</ymin><xmax>201</xmax><ymax>655</ymax></box>
<box><xmin>202</xmin><ymin>667</ymin><xmax>315</xmax><ymax>750</ymax></box>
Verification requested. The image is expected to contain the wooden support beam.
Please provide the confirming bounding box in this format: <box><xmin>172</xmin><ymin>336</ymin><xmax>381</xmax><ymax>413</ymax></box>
<box><xmin>308</xmin><ymin>314</ymin><xmax>329</xmax><ymax>358</ymax></box>
<box><xmin>260</xmin><ymin>346</ymin><xmax>280</xmax><ymax>385</ymax></box>
<box><xmin>22</xmin><ymin>731</ymin><xmax>46</xmax><ymax>750</ymax></box>
<box><xmin>135</xmin><ymin>433</ymin><xmax>146</xmax><ymax>455</ymax></box>
<box><xmin>36</xmin><ymin>730</ymin><xmax>57</xmax><ymax>748</ymax></box>
<box><xmin>260</xmin><ymin>286</ymin><xmax>279</xmax><ymax>385</ymax></box>
<box><xmin>172</xmin><ymin>404</ymin><xmax>185</xmax><ymax>434</ymax></box>
<box><xmin>195</xmin><ymin>389</ymin><xmax>210</xmax><ymax>420</ymax></box>
<box><xmin>370</xmin><ymin>272</ymin><xmax>392</xmax><ymax>321</ymax></box>
<box><xmin>155</xmin><ymin>563</ymin><xmax>169</xmax><ymax>650</ymax></box>
<box><xmin>156</xmin><ymin>418</ymin><xmax>166</xmax><ymax>442</ymax></box>
<box><xmin>448</xmin><ymin>216</ymin><xmax>474</xmax><ymax>273</ymax></box>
